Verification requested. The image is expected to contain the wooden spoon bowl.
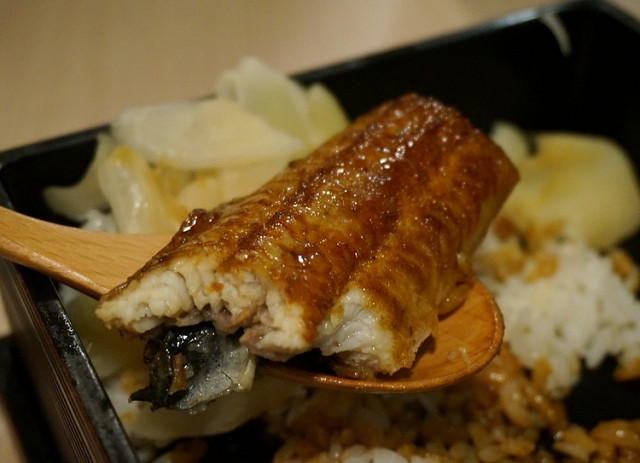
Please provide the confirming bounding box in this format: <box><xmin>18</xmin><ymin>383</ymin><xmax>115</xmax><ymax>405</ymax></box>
<box><xmin>264</xmin><ymin>279</ymin><xmax>502</xmax><ymax>392</ymax></box>
<box><xmin>0</xmin><ymin>206</ymin><xmax>503</xmax><ymax>392</ymax></box>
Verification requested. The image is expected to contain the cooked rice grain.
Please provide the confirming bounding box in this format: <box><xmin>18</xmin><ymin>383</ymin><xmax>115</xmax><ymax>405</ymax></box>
<box><xmin>476</xmin><ymin>225</ymin><xmax>640</xmax><ymax>397</ymax></box>
<box><xmin>265</xmin><ymin>347</ymin><xmax>639</xmax><ymax>462</ymax></box>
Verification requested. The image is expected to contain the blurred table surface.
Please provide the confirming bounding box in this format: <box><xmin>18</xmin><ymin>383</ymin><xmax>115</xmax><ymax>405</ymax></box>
<box><xmin>1</xmin><ymin>1</ymin><xmax>640</xmax><ymax>461</ymax></box>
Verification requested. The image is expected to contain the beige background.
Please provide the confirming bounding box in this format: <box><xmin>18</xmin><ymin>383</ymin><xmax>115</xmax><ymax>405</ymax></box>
<box><xmin>2</xmin><ymin>1</ymin><xmax>640</xmax><ymax>461</ymax></box>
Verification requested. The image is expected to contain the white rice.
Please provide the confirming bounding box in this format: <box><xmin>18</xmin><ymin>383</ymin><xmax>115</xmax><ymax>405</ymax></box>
<box><xmin>476</xmin><ymin>229</ymin><xmax>640</xmax><ymax>397</ymax></box>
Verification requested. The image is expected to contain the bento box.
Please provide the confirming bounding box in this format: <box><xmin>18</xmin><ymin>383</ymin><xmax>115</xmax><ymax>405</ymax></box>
<box><xmin>1</xmin><ymin>0</ymin><xmax>639</xmax><ymax>461</ymax></box>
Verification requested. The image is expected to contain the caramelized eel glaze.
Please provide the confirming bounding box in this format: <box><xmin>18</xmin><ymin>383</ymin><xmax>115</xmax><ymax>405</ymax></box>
<box><xmin>101</xmin><ymin>94</ymin><xmax>518</xmax><ymax>374</ymax></box>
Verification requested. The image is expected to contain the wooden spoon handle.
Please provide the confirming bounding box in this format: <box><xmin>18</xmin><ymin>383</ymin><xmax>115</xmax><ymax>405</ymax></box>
<box><xmin>0</xmin><ymin>206</ymin><xmax>169</xmax><ymax>298</ymax></box>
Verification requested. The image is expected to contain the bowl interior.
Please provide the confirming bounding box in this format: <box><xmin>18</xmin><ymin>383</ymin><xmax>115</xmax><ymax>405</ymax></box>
<box><xmin>1</xmin><ymin>0</ymin><xmax>639</xmax><ymax>460</ymax></box>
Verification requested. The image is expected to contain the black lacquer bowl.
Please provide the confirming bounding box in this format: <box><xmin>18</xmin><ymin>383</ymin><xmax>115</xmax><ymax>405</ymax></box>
<box><xmin>1</xmin><ymin>1</ymin><xmax>639</xmax><ymax>461</ymax></box>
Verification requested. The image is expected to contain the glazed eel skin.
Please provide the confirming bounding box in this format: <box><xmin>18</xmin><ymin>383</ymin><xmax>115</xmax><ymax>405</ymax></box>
<box><xmin>97</xmin><ymin>94</ymin><xmax>518</xmax><ymax>384</ymax></box>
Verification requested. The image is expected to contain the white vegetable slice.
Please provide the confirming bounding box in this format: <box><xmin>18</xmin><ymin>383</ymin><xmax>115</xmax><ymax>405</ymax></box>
<box><xmin>215</xmin><ymin>57</ymin><xmax>348</xmax><ymax>152</ymax></box>
<box><xmin>490</xmin><ymin>121</ymin><xmax>531</xmax><ymax>165</ymax></box>
<box><xmin>306</xmin><ymin>82</ymin><xmax>350</xmax><ymax>148</ymax></box>
<box><xmin>176</xmin><ymin>173</ymin><xmax>224</xmax><ymax>212</ymax></box>
<box><xmin>43</xmin><ymin>133</ymin><xmax>114</xmax><ymax>220</ymax></box>
<box><xmin>215</xmin><ymin>57</ymin><xmax>315</xmax><ymax>146</ymax></box>
<box><xmin>96</xmin><ymin>146</ymin><xmax>187</xmax><ymax>233</ymax></box>
<box><xmin>111</xmin><ymin>98</ymin><xmax>305</xmax><ymax>169</ymax></box>
<box><xmin>216</xmin><ymin>155</ymin><xmax>291</xmax><ymax>202</ymax></box>
<box><xmin>176</xmin><ymin>155</ymin><xmax>292</xmax><ymax>210</ymax></box>
<box><xmin>502</xmin><ymin>132</ymin><xmax>640</xmax><ymax>249</ymax></box>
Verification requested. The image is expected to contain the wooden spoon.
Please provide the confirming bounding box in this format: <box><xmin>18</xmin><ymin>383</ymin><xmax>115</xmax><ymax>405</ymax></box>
<box><xmin>0</xmin><ymin>206</ymin><xmax>503</xmax><ymax>392</ymax></box>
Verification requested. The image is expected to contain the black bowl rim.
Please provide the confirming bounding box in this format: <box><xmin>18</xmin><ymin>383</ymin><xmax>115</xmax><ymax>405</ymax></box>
<box><xmin>1</xmin><ymin>0</ymin><xmax>639</xmax><ymax>461</ymax></box>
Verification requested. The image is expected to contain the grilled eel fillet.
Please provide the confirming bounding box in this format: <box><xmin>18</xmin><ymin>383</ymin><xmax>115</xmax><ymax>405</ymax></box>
<box><xmin>97</xmin><ymin>93</ymin><xmax>518</xmax><ymax>378</ymax></box>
